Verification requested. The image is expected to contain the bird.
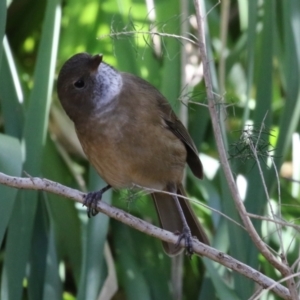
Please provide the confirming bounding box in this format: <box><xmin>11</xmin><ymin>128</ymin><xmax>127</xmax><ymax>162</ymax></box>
<box><xmin>57</xmin><ymin>52</ymin><xmax>209</xmax><ymax>256</ymax></box>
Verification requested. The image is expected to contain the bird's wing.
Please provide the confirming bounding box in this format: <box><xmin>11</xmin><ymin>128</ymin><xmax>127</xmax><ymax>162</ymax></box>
<box><xmin>156</xmin><ymin>97</ymin><xmax>203</xmax><ymax>180</ymax></box>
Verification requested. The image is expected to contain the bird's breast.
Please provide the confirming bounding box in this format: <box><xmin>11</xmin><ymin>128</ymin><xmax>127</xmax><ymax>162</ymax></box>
<box><xmin>75</xmin><ymin>107</ymin><xmax>187</xmax><ymax>191</ymax></box>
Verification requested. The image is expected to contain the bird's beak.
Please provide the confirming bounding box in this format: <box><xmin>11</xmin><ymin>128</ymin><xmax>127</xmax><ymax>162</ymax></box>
<box><xmin>91</xmin><ymin>54</ymin><xmax>103</xmax><ymax>72</ymax></box>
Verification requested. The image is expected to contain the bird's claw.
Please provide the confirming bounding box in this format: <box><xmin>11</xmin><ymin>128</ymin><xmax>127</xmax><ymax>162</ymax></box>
<box><xmin>175</xmin><ymin>226</ymin><xmax>194</xmax><ymax>258</ymax></box>
<box><xmin>83</xmin><ymin>191</ymin><xmax>103</xmax><ymax>218</ymax></box>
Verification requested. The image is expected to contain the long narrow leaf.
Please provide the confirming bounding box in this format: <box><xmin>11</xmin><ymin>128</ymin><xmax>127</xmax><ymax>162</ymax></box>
<box><xmin>0</xmin><ymin>37</ymin><xmax>24</xmax><ymax>138</ymax></box>
<box><xmin>2</xmin><ymin>1</ymin><xmax>61</xmax><ymax>299</ymax></box>
<box><xmin>77</xmin><ymin>168</ymin><xmax>112</xmax><ymax>300</ymax></box>
<box><xmin>0</xmin><ymin>0</ymin><xmax>6</xmax><ymax>64</ymax></box>
<box><xmin>0</xmin><ymin>134</ymin><xmax>22</xmax><ymax>246</ymax></box>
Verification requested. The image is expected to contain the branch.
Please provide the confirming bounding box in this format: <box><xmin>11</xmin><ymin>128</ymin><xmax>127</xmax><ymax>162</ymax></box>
<box><xmin>192</xmin><ymin>0</ymin><xmax>293</xmax><ymax>279</ymax></box>
<box><xmin>0</xmin><ymin>172</ymin><xmax>292</xmax><ymax>299</ymax></box>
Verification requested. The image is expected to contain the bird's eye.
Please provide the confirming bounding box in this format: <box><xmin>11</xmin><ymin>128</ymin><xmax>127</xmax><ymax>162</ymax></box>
<box><xmin>74</xmin><ymin>79</ymin><xmax>85</xmax><ymax>89</ymax></box>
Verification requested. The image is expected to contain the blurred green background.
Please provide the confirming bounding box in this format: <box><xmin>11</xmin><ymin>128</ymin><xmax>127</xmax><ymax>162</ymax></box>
<box><xmin>1</xmin><ymin>0</ymin><xmax>300</xmax><ymax>299</ymax></box>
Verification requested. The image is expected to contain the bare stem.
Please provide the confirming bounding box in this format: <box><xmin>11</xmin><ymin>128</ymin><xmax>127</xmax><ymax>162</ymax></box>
<box><xmin>246</xmin><ymin>213</ymin><xmax>300</xmax><ymax>232</ymax></box>
<box><xmin>248</xmin><ymin>123</ymin><xmax>297</xmax><ymax>297</ymax></box>
<box><xmin>192</xmin><ymin>0</ymin><xmax>291</xmax><ymax>277</ymax></box>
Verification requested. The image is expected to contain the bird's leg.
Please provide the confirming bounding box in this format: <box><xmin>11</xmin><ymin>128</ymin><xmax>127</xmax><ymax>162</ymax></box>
<box><xmin>83</xmin><ymin>184</ymin><xmax>111</xmax><ymax>218</ymax></box>
<box><xmin>168</xmin><ymin>183</ymin><xmax>194</xmax><ymax>257</ymax></box>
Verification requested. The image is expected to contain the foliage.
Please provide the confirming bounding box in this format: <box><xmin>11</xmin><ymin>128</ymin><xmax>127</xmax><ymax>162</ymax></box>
<box><xmin>1</xmin><ymin>0</ymin><xmax>300</xmax><ymax>299</ymax></box>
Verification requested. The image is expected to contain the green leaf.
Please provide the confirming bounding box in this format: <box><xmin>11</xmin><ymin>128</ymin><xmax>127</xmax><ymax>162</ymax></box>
<box><xmin>0</xmin><ymin>38</ymin><xmax>24</xmax><ymax>138</ymax></box>
<box><xmin>42</xmin><ymin>135</ymin><xmax>82</xmax><ymax>287</ymax></box>
<box><xmin>0</xmin><ymin>134</ymin><xmax>22</xmax><ymax>246</ymax></box>
<box><xmin>242</xmin><ymin>0</ymin><xmax>258</xmax><ymax>124</ymax></box>
<box><xmin>1</xmin><ymin>1</ymin><xmax>62</xmax><ymax>299</ymax></box>
<box><xmin>27</xmin><ymin>199</ymin><xmax>50</xmax><ymax>300</ymax></box>
<box><xmin>112</xmin><ymin>222</ymin><xmax>167</xmax><ymax>300</ymax></box>
<box><xmin>42</xmin><ymin>227</ymin><xmax>63</xmax><ymax>300</ymax></box>
<box><xmin>241</xmin><ymin>1</ymin><xmax>275</xmax><ymax>297</ymax></box>
<box><xmin>156</xmin><ymin>0</ymin><xmax>181</xmax><ymax>112</ymax></box>
<box><xmin>77</xmin><ymin>168</ymin><xmax>111</xmax><ymax>300</ymax></box>
<box><xmin>23</xmin><ymin>0</ymin><xmax>61</xmax><ymax>172</ymax></box>
<box><xmin>274</xmin><ymin>0</ymin><xmax>300</xmax><ymax>167</ymax></box>
<box><xmin>0</xmin><ymin>0</ymin><xmax>6</xmax><ymax>65</ymax></box>
<box><xmin>202</xmin><ymin>259</ymin><xmax>239</xmax><ymax>300</ymax></box>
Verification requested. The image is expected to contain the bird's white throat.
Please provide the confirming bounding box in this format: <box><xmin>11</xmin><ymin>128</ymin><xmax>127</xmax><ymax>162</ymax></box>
<box><xmin>95</xmin><ymin>62</ymin><xmax>123</xmax><ymax>107</ymax></box>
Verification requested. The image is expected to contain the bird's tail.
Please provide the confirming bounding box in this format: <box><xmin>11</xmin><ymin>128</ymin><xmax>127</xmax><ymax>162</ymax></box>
<box><xmin>151</xmin><ymin>183</ymin><xmax>209</xmax><ymax>256</ymax></box>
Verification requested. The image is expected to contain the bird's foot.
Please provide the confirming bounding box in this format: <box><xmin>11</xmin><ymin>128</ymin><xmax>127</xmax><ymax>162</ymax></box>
<box><xmin>175</xmin><ymin>225</ymin><xmax>194</xmax><ymax>258</ymax></box>
<box><xmin>83</xmin><ymin>191</ymin><xmax>102</xmax><ymax>217</ymax></box>
<box><xmin>83</xmin><ymin>185</ymin><xmax>111</xmax><ymax>218</ymax></box>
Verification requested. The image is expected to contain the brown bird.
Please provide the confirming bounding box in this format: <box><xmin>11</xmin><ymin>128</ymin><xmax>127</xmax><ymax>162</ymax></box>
<box><xmin>57</xmin><ymin>53</ymin><xmax>208</xmax><ymax>256</ymax></box>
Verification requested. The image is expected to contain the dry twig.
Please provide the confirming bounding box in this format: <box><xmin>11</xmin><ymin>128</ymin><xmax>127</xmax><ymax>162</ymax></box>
<box><xmin>0</xmin><ymin>171</ymin><xmax>292</xmax><ymax>299</ymax></box>
<box><xmin>192</xmin><ymin>0</ymin><xmax>297</xmax><ymax>298</ymax></box>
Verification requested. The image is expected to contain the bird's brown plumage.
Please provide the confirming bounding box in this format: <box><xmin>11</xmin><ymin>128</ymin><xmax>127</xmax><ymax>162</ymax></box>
<box><xmin>57</xmin><ymin>53</ymin><xmax>208</xmax><ymax>255</ymax></box>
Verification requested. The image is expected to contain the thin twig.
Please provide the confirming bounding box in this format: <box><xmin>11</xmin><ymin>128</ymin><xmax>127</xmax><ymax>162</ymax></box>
<box><xmin>248</xmin><ymin>286</ymin><xmax>264</xmax><ymax>300</ymax></box>
<box><xmin>247</xmin><ymin>137</ymin><xmax>299</xmax><ymax>297</ymax></box>
<box><xmin>272</xmin><ymin>158</ymin><xmax>283</xmax><ymax>236</ymax></box>
<box><xmin>137</xmin><ymin>185</ymin><xmax>245</xmax><ymax>230</ymax></box>
<box><xmin>248</xmin><ymin>114</ymin><xmax>284</xmax><ymax>254</ymax></box>
<box><xmin>282</xmin><ymin>177</ymin><xmax>300</xmax><ymax>184</ymax></box>
<box><xmin>246</xmin><ymin>213</ymin><xmax>300</xmax><ymax>232</ymax></box>
<box><xmin>254</xmin><ymin>111</ymin><xmax>268</xmax><ymax>151</ymax></box>
<box><xmin>98</xmin><ymin>31</ymin><xmax>198</xmax><ymax>46</ymax></box>
<box><xmin>252</xmin><ymin>272</ymin><xmax>300</xmax><ymax>300</ymax></box>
